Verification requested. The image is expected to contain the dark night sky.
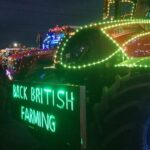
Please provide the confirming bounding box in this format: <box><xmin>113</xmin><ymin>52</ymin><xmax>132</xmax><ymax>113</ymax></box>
<box><xmin>0</xmin><ymin>0</ymin><xmax>103</xmax><ymax>48</ymax></box>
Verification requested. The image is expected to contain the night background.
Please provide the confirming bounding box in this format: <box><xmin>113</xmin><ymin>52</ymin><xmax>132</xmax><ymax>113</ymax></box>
<box><xmin>1</xmin><ymin>1</ymin><xmax>150</xmax><ymax>150</ymax></box>
<box><xmin>0</xmin><ymin>0</ymin><xmax>103</xmax><ymax>48</ymax></box>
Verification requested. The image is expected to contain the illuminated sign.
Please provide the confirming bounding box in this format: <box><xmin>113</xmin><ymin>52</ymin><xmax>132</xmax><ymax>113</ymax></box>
<box><xmin>11</xmin><ymin>81</ymin><xmax>86</xmax><ymax>149</ymax></box>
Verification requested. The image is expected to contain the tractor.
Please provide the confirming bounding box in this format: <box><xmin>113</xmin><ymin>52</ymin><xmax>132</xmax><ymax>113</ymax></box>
<box><xmin>11</xmin><ymin>0</ymin><xmax>150</xmax><ymax>150</ymax></box>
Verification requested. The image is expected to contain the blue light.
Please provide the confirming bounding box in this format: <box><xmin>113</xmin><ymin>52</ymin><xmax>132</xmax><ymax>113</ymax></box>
<box><xmin>42</xmin><ymin>32</ymin><xmax>65</xmax><ymax>50</ymax></box>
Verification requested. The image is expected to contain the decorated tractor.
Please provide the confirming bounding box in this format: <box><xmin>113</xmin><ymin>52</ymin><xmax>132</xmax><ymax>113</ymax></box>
<box><xmin>10</xmin><ymin>0</ymin><xmax>150</xmax><ymax>150</ymax></box>
<box><xmin>23</xmin><ymin>19</ymin><xmax>150</xmax><ymax>150</ymax></box>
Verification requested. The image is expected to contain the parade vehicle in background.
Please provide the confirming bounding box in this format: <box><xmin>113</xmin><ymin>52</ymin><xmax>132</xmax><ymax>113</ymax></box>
<box><xmin>5</xmin><ymin>48</ymin><xmax>54</xmax><ymax>80</ymax></box>
<box><xmin>42</xmin><ymin>25</ymin><xmax>76</xmax><ymax>50</ymax></box>
<box><xmin>0</xmin><ymin>48</ymin><xmax>25</xmax><ymax>71</ymax></box>
<box><xmin>10</xmin><ymin>0</ymin><xmax>150</xmax><ymax>150</ymax></box>
<box><xmin>3</xmin><ymin>26</ymin><xmax>76</xmax><ymax>80</ymax></box>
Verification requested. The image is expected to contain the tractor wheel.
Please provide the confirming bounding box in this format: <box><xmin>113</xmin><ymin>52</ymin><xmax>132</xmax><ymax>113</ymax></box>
<box><xmin>93</xmin><ymin>74</ymin><xmax>150</xmax><ymax>150</ymax></box>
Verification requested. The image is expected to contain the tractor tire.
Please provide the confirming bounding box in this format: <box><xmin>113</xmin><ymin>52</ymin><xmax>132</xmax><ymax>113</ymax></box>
<box><xmin>93</xmin><ymin>74</ymin><xmax>150</xmax><ymax>150</ymax></box>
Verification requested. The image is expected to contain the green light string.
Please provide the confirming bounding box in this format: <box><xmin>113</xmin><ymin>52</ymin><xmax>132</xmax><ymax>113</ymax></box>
<box><xmin>122</xmin><ymin>31</ymin><xmax>150</xmax><ymax>59</ymax></box>
<box><xmin>115</xmin><ymin>57</ymin><xmax>150</xmax><ymax>68</ymax></box>
<box><xmin>101</xmin><ymin>20</ymin><xmax>150</xmax><ymax>60</ymax></box>
<box><xmin>60</xmin><ymin>49</ymin><xmax>120</xmax><ymax>70</ymax></box>
<box><xmin>54</xmin><ymin>19</ymin><xmax>150</xmax><ymax>69</ymax></box>
<box><xmin>103</xmin><ymin>0</ymin><xmax>136</xmax><ymax>20</ymax></box>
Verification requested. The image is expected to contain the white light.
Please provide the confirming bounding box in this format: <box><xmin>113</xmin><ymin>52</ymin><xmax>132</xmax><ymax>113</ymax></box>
<box><xmin>13</xmin><ymin>43</ymin><xmax>18</xmax><ymax>47</ymax></box>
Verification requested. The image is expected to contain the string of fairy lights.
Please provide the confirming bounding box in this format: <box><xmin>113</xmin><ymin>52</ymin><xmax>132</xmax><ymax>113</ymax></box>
<box><xmin>122</xmin><ymin>31</ymin><xmax>150</xmax><ymax>58</ymax></box>
<box><xmin>54</xmin><ymin>19</ymin><xmax>135</xmax><ymax>65</ymax></box>
<box><xmin>101</xmin><ymin>19</ymin><xmax>150</xmax><ymax>60</ymax></box>
<box><xmin>115</xmin><ymin>32</ymin><xmax>150</xmax><ymax>68</ymax></box>
<box><xmin>115</xmin><ymin>57</ymin><xmax>150</xmax><ymax>68</ymax></box>
<box><xmin>103</xmin><ymin>0</ymin><xmax>136</xmax><ymax>20</ymax></box>
<box><xmin>55</xmin><ymin>19</ymin><xmax>150</xmax><ymax>70</ymax></box>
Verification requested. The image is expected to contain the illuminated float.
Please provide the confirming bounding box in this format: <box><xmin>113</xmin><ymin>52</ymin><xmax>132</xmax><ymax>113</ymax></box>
<box><xmin>42</xmin><ymin>25</ymin><xmax>76</xmax><ymax>50</ymax></box>
<box><xmin>10</xmin><ymin>0</ymin><xmax>150</xmax><ymax>150</ymax></box>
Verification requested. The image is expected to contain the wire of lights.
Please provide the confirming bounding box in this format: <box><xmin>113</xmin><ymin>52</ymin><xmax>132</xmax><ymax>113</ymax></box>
<box><xmin>54</xmin><ymin>19</ymin><xmax>150</xmax><ymax>70</ymax></box>
<box><xmin>103</xmin><ymin>0</ymin><xmax>136</xmax><ymax>20</ymax></box>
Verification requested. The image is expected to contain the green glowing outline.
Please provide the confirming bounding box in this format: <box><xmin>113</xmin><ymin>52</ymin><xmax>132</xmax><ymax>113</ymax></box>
<box><xmin>54</xmin><ymin>19</ymin><xmax>150</xmax><ymax>69</ymax></box>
